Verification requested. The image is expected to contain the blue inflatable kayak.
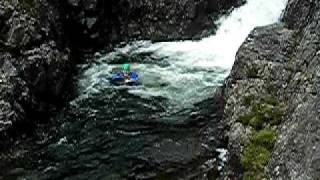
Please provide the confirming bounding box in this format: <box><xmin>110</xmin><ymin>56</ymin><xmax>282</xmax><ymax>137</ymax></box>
<box><xmin>110</xmin><ymin>72</ymin><xmax>139</xmax><ymax>86</ymax></box>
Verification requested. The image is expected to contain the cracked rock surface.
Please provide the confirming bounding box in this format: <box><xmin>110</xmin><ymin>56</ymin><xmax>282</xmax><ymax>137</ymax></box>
<box><xmin>221</xmin><ymin>0</ymin><xmax>320</xmax><ymax>179</ymax></box>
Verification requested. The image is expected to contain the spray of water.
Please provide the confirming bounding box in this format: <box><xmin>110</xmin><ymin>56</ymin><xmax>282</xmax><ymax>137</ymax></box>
<box><xmin>78</xmin><ymin>0</ymin><xmax>288</xmax><ymax>108</ymax></box>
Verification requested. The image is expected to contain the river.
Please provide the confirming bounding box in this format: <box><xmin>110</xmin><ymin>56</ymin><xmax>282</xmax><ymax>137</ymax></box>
<box><xmin>8</xmin><ymin>0</ymin><xmax>287</xmax><ymax>179</ymax></box>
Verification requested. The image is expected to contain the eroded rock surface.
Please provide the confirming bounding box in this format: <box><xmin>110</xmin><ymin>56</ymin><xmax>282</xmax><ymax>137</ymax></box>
<box><xmin>61</xmin><ymin>0</ymin><xmax>245</xmax><ymax>49</ymax></box>
<box><xmin>0</xmin><ymin>0</ymin><xmax>70</xmax><ymax>139</ymax></box>
<box><xmin>222</xmin><ymin>0</ymin><xmax>320</xmax><ymax>179</ymax></box>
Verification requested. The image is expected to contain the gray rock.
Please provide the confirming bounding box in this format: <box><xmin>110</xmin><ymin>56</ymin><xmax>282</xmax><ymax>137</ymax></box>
<box><xmin>83</xmin><ymin>0</ymin><xmax>98</xmax><ymax>11</ymax></box>
<box><xmin>0</xmin><ymin>0</ymin><xmax>70</xmax><ymax>139</ymax></box>
<box><xmin>67</xmin><ymin>0</ymin><xmax>81</xmax><ymax>7</ymax></box>
<box><xmin>86</xmin><ymin>17</ymin><xmax>97</xmax><ymax>29</ymax></box>
<box><xmin>221</xmin><ymin>0</ymin><xmax>320</xmax><ymax>179</ymax></box>
<box><xmin>62</xmin><ymin>0</ymin><xmax>245</xmax><ymax>48</ymax></box>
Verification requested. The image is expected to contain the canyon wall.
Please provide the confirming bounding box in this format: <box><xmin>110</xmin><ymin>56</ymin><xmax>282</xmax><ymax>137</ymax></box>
<box><xmin>222</xmin><ymin>0</ymin><xmax>320</xmax><ymax>178</ymax></box>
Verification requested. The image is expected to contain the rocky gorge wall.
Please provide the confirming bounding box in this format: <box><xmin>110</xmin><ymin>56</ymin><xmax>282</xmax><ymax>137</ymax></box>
<box><xmin>222</xmin><ymin>0</ymin><xmax>320</xmax><ymax>179</ymax></box>
<box><xmin>0</xmin><ymin>0</ymin><xmax>71</xmax><ymax>142</ymax></box>
<box><xmin>62</xmin><ymin>0</ymin><xmax>245</xmax><ymax>49</ymax></box>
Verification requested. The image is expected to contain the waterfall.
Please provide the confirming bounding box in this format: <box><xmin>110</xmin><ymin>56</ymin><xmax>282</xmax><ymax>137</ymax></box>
<box><xmin>79</xmin><ymin>0</ymin><xmax>288</xmax><ymax>108</ymax></box>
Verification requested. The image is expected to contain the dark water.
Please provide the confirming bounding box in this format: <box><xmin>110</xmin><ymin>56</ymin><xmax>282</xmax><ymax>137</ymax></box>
<box><xmin>10</xmin><ymin>86</ymin><xmax>226</xmax><ymax>180</ymax></box>
<box><xmin>1</xmin><ymin>39</ymin><xmax>229</xmax><ymax>180</ymax></box>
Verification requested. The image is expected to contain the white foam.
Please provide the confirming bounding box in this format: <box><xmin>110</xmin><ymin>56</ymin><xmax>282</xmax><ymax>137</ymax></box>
<box><xmin>216</xmin><ymin>148</ymin><xmax>228</xmax><ymax>171</ymax></box>
<box><xmin>141</xmin><ymin>0</ymin><xmax>288</xmax><ymax>69</ymax></box>
<box><xmin>77</xmin><ymin>0</ymin><xmax>288</xmax><ymax>107</ymax></box>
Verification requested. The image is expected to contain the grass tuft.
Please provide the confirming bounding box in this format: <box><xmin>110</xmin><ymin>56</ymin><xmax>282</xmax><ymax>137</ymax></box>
<box><xmin>238</xmin><ymin>95</ymin><xmax>285</xmax><ymax>130</ymax></box>
<box><xmin>241</xmin><ymin>129</ymin><xmax>277</xmax><ymax>180</ymax></box>
<box><xmin>251</xmin><ymin>129</ymin><xmax>277</xmax><ymax>151</ymax></box>
<box><xmin>238</xmin><ymin>94</ymin><xmax>285</xmax><ymax>179</ymax></box>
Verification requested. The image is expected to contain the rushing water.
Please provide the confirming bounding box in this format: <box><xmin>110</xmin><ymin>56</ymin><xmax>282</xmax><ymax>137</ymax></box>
<box><xmin>9</xmin><ymin>0</ymin><xmax>287</xmax><ymax>179</ymax></box>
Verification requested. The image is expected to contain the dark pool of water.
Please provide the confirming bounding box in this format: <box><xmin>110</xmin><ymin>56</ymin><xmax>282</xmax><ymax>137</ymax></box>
<box><xmin>2</xmin><ymin>86</ymin><xmax>226</xmax><ymax>180</ymax></box>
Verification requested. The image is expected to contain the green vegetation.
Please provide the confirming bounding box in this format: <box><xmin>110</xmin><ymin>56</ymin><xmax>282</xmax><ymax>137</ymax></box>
<box><xmin>241</xmin><ymin>144</ymin><xmax>270</xmax><ymax>178</ymax></box>
<box><xmin>238</xmin><ymin>95</ymin><xmax>285</xmax><ymax>179</ymax></box>
<box><xmin>239</xmin><ymin>95</ymin><xmax>285</xmax><ymax>129</ymax></box>
<box><xmin>241</xmin><ymin>129</ymin><xmax>277</xmax><ymax>179</ymax></box>
<box><xmin>251</xmin><ymin>129</ymin><xmax>277</xmax><ymax>150</ymax></box>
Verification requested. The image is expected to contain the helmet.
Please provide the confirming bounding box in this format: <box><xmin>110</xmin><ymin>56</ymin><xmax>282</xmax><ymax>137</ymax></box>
<box><xmin>122</xmin><ymin>63</ymin><xmax>130</xmax><ymax>72</ymax></box>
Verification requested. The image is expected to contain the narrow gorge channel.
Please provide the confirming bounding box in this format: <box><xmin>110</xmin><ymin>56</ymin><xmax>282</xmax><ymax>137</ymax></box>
<box><xmin>2</xmin><ymin>0</ymin><xmax>288</xmax><ymax>179</ymax></box>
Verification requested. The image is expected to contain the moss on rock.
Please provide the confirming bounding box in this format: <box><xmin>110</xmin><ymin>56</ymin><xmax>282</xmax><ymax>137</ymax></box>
<box><xmin>238</xmin><ymin>95</ymin><xmax>285</xmax><ymax>179</ymax></box>
<box><xmin>239</xmin><ymin>95</ymin><xmax>285</xmax><ymax>130</ymax></box>
<box><xmin>251</xmin><ymin>129</ymin><xmax>277</xmax><ymax>150</ymax></box>
<box><xmin>241</xmin><ymin>129</ymin><xmax>277</xmax><ymax>180</ymax></box>
<box><xmin>241</xmin><ymin>144</ymin><xmax>270</xmax><ymax>173</ymax></box>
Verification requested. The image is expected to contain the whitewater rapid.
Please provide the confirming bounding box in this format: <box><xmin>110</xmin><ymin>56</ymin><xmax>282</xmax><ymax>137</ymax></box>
<box><xmin>78</xmin><ymin>0</ymin><xmax>288</xmax><ymax>108</ymax></box>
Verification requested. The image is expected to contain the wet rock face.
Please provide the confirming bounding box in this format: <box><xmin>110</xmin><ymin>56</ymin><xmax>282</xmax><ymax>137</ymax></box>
<box><xmin>268</xmin><ymin>1</ymin><xmax>320</xmax><ymax>178</ymax></box>
<box><xmin>62</xmin><ymin>0</ymin><xmax>245</xmax><ymax>49</ymax></box>
<box><xmin>282</xmin><ymin>0</ymin><xmax>315</xmax><ymax>29</ymax></box>
<box><xmin>0</xmin><ymin>0</ymin><xmax>70</xmax><ymax>139</ymax></box>
<box><xmin>222</xmin><ymin>0</ymin><xmax>320</xmax><ymax>179</ymax></box>
<box><xmin>223</xmin><ymin>24</ymin><xmax>296</xmax><ymax>178</ymax></box>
